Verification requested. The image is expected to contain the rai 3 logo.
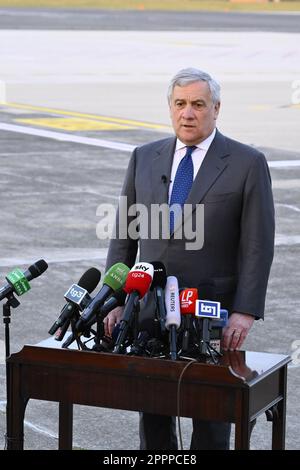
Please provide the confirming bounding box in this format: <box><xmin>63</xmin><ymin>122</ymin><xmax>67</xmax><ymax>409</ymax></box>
<box><xmin>291</xmin><ymin>80</ymin><xmax>300</xmax><ymax>105</ymax></box>
<box><xmin>291</xmin><ymin>340</ymin><xmax>300</xmax><ymax>366</ymax></box>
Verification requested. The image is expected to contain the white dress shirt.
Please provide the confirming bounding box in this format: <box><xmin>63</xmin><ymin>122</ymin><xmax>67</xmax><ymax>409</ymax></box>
<box><xmin>168</xmin><ymin>128</ymin><xmax>216</xmax><ymax>202</ymax></box>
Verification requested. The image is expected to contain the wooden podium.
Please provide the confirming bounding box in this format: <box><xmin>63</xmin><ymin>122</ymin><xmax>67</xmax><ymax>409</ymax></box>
<box><xmin>6</xmin><ymin>338</ymin><xmax>290</xmax><ymax>450</ymax></box>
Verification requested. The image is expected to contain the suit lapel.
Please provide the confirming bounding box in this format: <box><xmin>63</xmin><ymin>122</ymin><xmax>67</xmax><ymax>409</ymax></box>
<box><xmin>151</xmin><ymin>137</ymin><xmax>176</xmax><ymax>205</ymax></box>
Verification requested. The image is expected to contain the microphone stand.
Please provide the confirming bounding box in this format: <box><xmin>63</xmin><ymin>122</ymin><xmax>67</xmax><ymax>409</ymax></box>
<box><xmin>197</xmin><ymin>318</ymin><xmax>222</xmax><ymax>364</ymax></box>
<box><xmin>168</xmin><ymin>325</ymin><xmax>178</xmax><ymax>361</ymax></box>
<box><xmin>92</xmin><ymin>319</ymin><xmax>114</xmax><ymax>352</ymax></box>
<box><xmin>62</xmin><ymin>313</ymin><xmax>87</xmax><ymax>350</ymax></box>
<box><xmin>2</xmin><ymin>293</ymin><xmax>20</xmax><ymax>449</ymax></box>
<box><xmin>113</xmin><ymin>296</ymin><xmax>139</xmax><ymax>354</ymax></box>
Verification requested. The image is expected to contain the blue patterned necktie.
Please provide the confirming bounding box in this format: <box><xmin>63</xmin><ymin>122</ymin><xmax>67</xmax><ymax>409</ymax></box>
<box><xmin>169</xmin><ymin>145</ymin><xmax>196</xmax><ymax>234</ymax></box>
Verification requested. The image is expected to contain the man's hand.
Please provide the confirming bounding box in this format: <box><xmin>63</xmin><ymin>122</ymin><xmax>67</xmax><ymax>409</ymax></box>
<box><xmin>221</xmin><ymin>312</ymin><xmax>255</xmax><ymax>351</ymax></box>
<box><xmin>103</xmin><ymin>306</ymin><xmax>124</xmax><ymax>337</ymax></box>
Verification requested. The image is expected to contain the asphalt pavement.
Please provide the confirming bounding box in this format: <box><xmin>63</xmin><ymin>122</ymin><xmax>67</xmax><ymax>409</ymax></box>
<box><xmin>0</xmin><ymin>8</ymin><xmax>300</xmax><ymax>32</ymax></box>
<box><xmin>0</xmin><ymin>7</ymin><xmax>299</xmax><ymax>452</ymax></box>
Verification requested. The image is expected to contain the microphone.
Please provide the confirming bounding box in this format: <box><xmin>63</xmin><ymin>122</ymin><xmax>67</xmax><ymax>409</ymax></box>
<box><xmin>195</xmin><ymin>298</ymin><xmax>223</xmax><ymax>357</ymax></box>
<box><xmin>0</xmin><ymin>259</ymin><xmax>48</xmax><ymax>303</ymax></box>
<box><xmin>150</xmin><ymin>261</ymin><xmax>167</xmax><ymax>334</ymax></box>
<box><xmin>81</xmin><ymin>288</ymin><xmax>127</xmax><ymax>331</ymax></box>
<box><xmin>75</xmin><ymin>263</ymin><xmax>130</xmax><ymax>332</ymax></box>
<box><xmin>63</xmin><ymin>289</ymin><xmax>128</xmax><ymax>348</ymax></box>
<box><xmin>161</xmin><ymin>175</ymin><xmax>168</xmax><ymax>184</ymax></box>
<box><xmin>113</xmin><ymin>262</ymin><xmax>154</xmax><ymax>354</ymax></box>
<box><xmin>128</xmin><ymin>330</ymin><xmax>150</xmax><ymax>356</ymax></box>
<box><xmin>165</xmin><ymin>276</ymin><xmax>181</xmax><ymax>360</ymax></box>
<box><xmin>209</xmin><ymin>309</ymin><xmax>228</xmax><ymax>353</ymax></box>
<box><xmin>48</xmin><ymin>267</ymin><xmax>101</xmax><ymax>336</ymax></box>
<box><xmin>179</xmin><ymin>288</ymin><xmax>198</xmax><ymax>353</ymax></box>
<box><xmin>54</xmin><ymin>318</ymin><xmax>71</xmax><ymax>342</ymax></box>
<box><xmin>96</xmin><ymin>289</ymin><xmax>127</xmax><ymax>324</ymax></box>
<box><xmin>92</xmin><ymin>322</ymin><xmax>121</xmax><ymax>353</ymax></box>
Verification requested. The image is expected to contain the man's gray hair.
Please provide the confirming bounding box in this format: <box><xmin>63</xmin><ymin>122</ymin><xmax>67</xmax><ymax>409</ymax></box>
<box><xmin>167</xmin><ymin>67</ymin><xmax>221</xmax><ymax>105</ymax></box>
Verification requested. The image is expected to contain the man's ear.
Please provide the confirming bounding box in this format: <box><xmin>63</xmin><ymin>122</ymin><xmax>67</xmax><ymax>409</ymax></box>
<box><xmin>214</xmin><ymin>101</ymin><xmax>221</xmax><ymax>119</ymax></box>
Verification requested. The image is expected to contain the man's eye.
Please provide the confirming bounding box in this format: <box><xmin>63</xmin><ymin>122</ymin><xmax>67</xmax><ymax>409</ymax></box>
<box><xmin>175</xmin><ymin>102</ymin><xmax>184</xmax><ymax>108</ymax></box>
<box><xmin>195</xmin><ymin>102</ymin><xmax>205</xmax><ymax>109</ymax></box>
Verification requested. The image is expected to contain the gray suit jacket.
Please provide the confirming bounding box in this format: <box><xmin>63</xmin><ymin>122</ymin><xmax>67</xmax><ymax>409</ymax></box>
<box><xmin>106</xmin><ymin>130</ymin><xmax>275</xmax><ymax>321</ymax></box>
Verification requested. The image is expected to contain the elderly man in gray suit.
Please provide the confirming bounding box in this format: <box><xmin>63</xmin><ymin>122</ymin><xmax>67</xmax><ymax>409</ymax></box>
<box><xmin>103</xmin><ymin>68</ymin><xmax>275</xmax><ymax>450</ymax></box>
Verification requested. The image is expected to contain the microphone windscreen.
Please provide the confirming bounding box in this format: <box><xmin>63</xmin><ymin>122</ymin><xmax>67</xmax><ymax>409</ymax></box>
<box><xmin>165</xmin><ymin>276</ymin><xmax>181</xmax><ymax>329</ymax></box>
<box><xmin>103</xmin><ymin>263</ymin><xmax>130</xmax><ymax>291</ymax></box>
<box><xmin>77</xmin><ymin>267</ymin><xmax>101</xmax><ymax>293</ymax></box>
<box><xmin>150</xmin><ymin>261</ymin><xmax>167</xmax><ymax>290</ymax></box>
<box><xmin>124</xmin><ymin>262</ymin><xmax>154</xmax><ymax>298</ymax></box>
<box><xmin>212</xmin><ymin>309</ymin><xmax>229</xmax><ymax>328</ymax></box>
<box><xmin>179</xmin><ymin>288</ymin><xmax>198</xmax><ymax>315</ymax></box>
<box><xmin>28</xmin><ymin>259</ymin><xmax>48</xmax><ymax>279</ymax></box>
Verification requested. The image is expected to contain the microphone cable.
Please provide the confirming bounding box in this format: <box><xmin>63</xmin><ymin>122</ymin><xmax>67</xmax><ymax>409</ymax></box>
<box><xmin>176</xmin><ymin>358</ymin><xmax>197</xmax><ymax>451</ymax></box>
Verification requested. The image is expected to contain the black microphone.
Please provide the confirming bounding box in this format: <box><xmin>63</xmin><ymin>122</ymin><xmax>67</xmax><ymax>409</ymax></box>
<box><xmin>128</xmin><ymin>330</ymin><xmax>150</xmax><ymax>356</ymax></box>
<box><xmin>75</xmin><ymin>263</ymin><xmax>130</xmax><ymax>332</ymax></box>
<box><xmin>92</xmin><ymin>323</ymin><xmax>121</xmax><ymax>353</ymax></box>
<box><xmin>81</xmin><ymin>288</ymin><xmax>127</xmax><ymax>330</ymax></box>
<box><xmin>54</xmin><ymin>317</ymin><xmax>71</xmax><ymax>342</ymax></box>
<box><xmin>150</xmin><ymin>261</ymin><xmax>167</xmax><ymax>334</ymax></box>
<box><xmin>48</xmin><ymin>267</ymin><xmax>101</xmax><ymax>336</ymax></box>
<box><xmin>161</xmin><ymin>175</ymin><xmax>168</xmax><ymax>184</ymax></box>
<box><xmin>95</xmin><ymin>289</ymin><xmax>127</xmax><ymax>324</ymax></box>
<box><xmin>0</xmin><ymin>259</ymin><xmax>48</xmax><ymax>302</ymax></box>
<box><xmin>61</xmin><ymin>289</ymin><xmax>128</xmax><ymax>349</ymax></box>
<box><xmin>179</xmin><ymin>288</ymin><xmax>198</xmax><ymax>353</ymax></box>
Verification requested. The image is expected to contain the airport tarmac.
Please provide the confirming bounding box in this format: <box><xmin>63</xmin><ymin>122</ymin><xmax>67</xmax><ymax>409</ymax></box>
<box><xmin>0</xmin><ymin>7</ymin><xmax>300</xmax><ymax>32</ymax></box>
<box><xmin>0</xmin><ymin>8</ymin><xmax>299</xmax><ymax>451</ymax></box>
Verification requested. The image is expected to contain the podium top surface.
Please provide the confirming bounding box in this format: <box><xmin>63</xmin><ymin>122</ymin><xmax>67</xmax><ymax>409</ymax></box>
<box><xmin>7</xmin><ymin>336</ymin><xmax>291</xmax><ymax>387</ymax></box>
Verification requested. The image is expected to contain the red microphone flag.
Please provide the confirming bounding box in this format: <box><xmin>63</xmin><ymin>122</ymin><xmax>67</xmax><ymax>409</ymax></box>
<box><xmin>179</xmin><ymin>288</ymin><xmax>198</xmax><ymax>315</ymax></box>
<box><xmin>123</xmin><ymin>263</ymin><xmax>153</xmax><ymax>299</ymax></box>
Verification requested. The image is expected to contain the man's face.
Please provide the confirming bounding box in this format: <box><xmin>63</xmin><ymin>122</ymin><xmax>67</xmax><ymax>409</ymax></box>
<box><xmin>169</xmin><ymin>81</ymin><xmax>220</xmax><ymax>145</ymax></box>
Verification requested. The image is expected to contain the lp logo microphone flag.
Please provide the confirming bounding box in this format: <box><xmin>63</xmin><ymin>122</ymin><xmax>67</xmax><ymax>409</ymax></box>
<box><xmin>180</xmin><ymin>288</ymin><xmax>198</xmax><ymax>313</ymax></box>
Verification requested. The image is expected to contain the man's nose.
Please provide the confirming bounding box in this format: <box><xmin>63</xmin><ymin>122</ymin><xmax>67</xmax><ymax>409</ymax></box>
<box><xmin>182</xmin><ymin>105</ymin><xmax>194</xmax><ymax>119</ymax></box>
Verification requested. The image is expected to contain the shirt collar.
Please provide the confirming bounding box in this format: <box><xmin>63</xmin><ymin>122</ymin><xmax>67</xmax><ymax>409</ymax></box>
<box><xmin>175</xmin><ymin>128</ymin><xmax>216</xmax><ymax>152</ymax></box>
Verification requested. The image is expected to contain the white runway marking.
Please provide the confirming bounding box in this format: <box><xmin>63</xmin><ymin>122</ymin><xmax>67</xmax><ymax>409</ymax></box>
<box><xmin>0</xmin><ymin>248</ymin><xmax>107</xmax><ymax>267</ymax></box>
<box><xmin>275</xmin><ymin>234</ymin><xmax>300</xmax><ymax>245</ymax></box>
<box><xmin>276</xmin><ymin>203</ymin><xmax>300</xmax><ymax>213</ymax></box>
<box><xmin>0</xmin><ymin>248</ymin><xmax>108</xmax><ymax>268</ymax></box>
<box><xmin>272</xmin><ymin>179</ymin><xmax>300</xmax><ymax>189</ymax></box>
<box><xmin>0</xmin><ymin>401</ymin><xmax>58</xmax><ymax>440</ymax></box>
<box><xmin>269</xmin><ymin>160</ymin><xmax>300</xmax><ymax>169</ymax></box>
<box><xmin>288</xmin><ymin>363</ymin><xmax>300</xmax><ymax>369</ymax></box>
<box><xmin>0</xmin><ymin>234</ymin><xmax>299</xmax><ymax>271</ymax></box>
<box><xmin>1</xmin><ymin>122</ymin><xmax>300</xmax><ymax>171</ymax></box>
<box><xmin>0</xmin><ymin>122</ymin><xmax>135</xmax><ymax>153</ymax></box>
<box><xmin>0</xmin><ymin>341</ymin><xmax>5</xmax><ymax>365</ymax></box>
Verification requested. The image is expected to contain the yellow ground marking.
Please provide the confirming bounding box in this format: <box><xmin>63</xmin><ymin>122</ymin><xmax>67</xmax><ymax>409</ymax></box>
<box><xmin>15</xmin><ymin>117</ymin><xmax>135</xmax><ymax>131</ymax></box>
<box><xmin>0</xmin><ymin>1</ymin><xmax>300</xmax><ymax>13</ymax></box>
<box><xmin>249</xmin><ymin>105</ymin><xmax>273</xmax><ymax>111</ymax></box>
<box><xmin>2</xmin><ymin>102</ymin><xmax>171</xmax><ymax>131</ymax></box>
<box><xmin>249</xmin><ymin>104</ymin><xmax>300</xmax><ymax>111</ymax></box>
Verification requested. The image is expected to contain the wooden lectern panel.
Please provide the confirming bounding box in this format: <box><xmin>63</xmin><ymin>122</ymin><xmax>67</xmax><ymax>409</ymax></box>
<box><xmin>6</xmin><ymin>340</ymin><xmax>290</xmax><ymax>450</ymax></box>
